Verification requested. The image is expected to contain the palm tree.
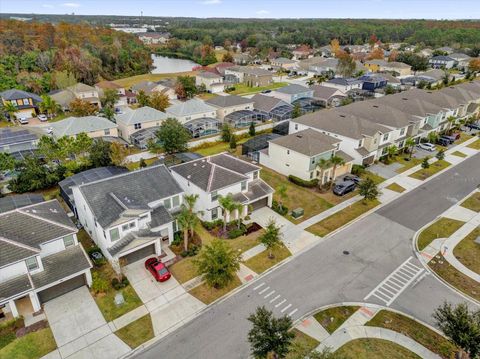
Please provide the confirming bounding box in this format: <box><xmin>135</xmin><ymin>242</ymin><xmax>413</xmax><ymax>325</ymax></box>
<box><xmin>39</xmin><ymin>95</ymin><xmax>60</xmax><ymax>118</ymax></box>
<box><xmin>329</xmin><ymin>155</ymin><xmax>345</xmax><ymax>188</ymax></box>
<box><xmin>183</xmin><ymin>194</ymin><xmax>202</xmax><ymax>239</ymax></box>
<box><xmin>234</xmin><ymin>202</ymin><xmax>244</xmax><ymax>229</ymax></box>
<box><xmin>276</xmin><ymin>184</ymin><xmax>288</xmax><ymax>212</ymax></box>
<box><xmin>447</xmin><ymin>116</ymin><xmax>457</xmax><ymax>134</ymax></box>
<box><xmin>306</xmin><ymin>78</ymin><xmax>315</xmax><ymax>86</ymax></box>
<box><xmin>387</xmin><ymin>145</ymin><xmax>398</xmax><ymax>159</ymax></box>
<box><xmin>177</xmin><ymin>209</ymin><xmax>191</xmax><ymax>252</ymax></box>
<box><xmin>316</xmin><ymin>158</ymin><xmax>331</xmax><ymax>188</ymax></box>
<box><xmin>218</xmin><ymin>194</ymin><xmax>236</xmax><ymax>232</ymax></box>
<box><xmin>405</xmin><ymin>137</ymin><xmax>416</xmax><ymax>159</ymax></box>
<box><xmin>3</xmin><ymin>101</ymin><xmax>17</xmax><ymax>122</ymax></box>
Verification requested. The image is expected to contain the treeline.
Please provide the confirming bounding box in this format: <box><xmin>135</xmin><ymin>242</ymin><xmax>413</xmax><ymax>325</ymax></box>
<box><xmin>0</xmin><ymin>20</ymin><xmax>152</xmax><ymax>93</ymax></box>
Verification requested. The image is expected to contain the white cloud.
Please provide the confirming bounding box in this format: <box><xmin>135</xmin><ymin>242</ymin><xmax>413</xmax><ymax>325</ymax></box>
<box><xmin>62</xmin><ymin>2</ymin><xmax>81</xmax><ymax>7</ymax></box>
<box><xmin>42</xmin><ymin>4</ymin><xmax>54</xmax><ymax>8</ymax></box>
<box><xmin>256</xmin><ymin>10</ymin><xmax>270</xmax><ymax>15</ymax></box>
<box><xmin>200</xmin><ymin>0</ymin><xmax>222</xmax><ymax>4</ymax></box>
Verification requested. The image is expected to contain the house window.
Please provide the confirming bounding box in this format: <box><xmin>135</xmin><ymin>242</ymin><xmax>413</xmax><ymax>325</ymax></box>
<box><xmin>134</xmin><ymin>123</ymin><xmax>142</xmax><ymax>130</ymax></box>
<box><xmin>400</xmin><ymin>128</ymin><xmax>406</xmax><ymax>136</ymax></box>
<box><xmin>211</xmin><ymin>191</ymin><xmax>218</xmax><ymax>201</ymax></box>
<box><xmin>26</xmin><ymin>257</ymin><xmax>39</xmax><ymax>271</ymax></box>
<box><xmin>241</xmin><ymin>181</ymin><xmax>247</xmax><ymax>191</ymax></box>
<box><xmin>63</xmin><ymin>235</ymin><xmax>75</xmax><ymax>248</ymax></box>
<box><xmin>253</xmin><ymin>171</ymin><xmax>259</xmax><ymax>179</ymax></box>
<box><xmin>110</xmin><ymin>228</ymin><xmax>120</xmax><ymax>242</ymax></box>
<box><xmin>172</xmin><ymin>195</ymin><xmax>180</xmax><ymax>207</ymax></box>
<box><xmin>383</xmin><ymin>134</ymin><xmax>389</xmax><ymax>141</ymax></box>
<box><xmin>358</xmin><ymin>140</ymin><xmax>363</xmax><ymax>147</ymax></box>
<box><xmin>310</xmin><ymin>172</ymin><xmax>314</xmax><ymax>179</ymax></box>
<box><xmin>104</xmin><ymin>129</ymin><xmax>110</xmax><ymax>136</ymax></box>
<box><xmin>294</xmin><ymin>124</ymin><xmax>298</xmax><ymax>130</ymax></box>
<box><xmin>287</xmin><ymin>150</ymin><xmax>290</xmax><ymax>155</ymax></box>
<box><xmin>212</xmin><ymin>207</ymin><xmax>218</xmax><ymax>220</ymax></box>
<box><xmin>164</xmin><ymin>198</ymin><xmax>172</xmax><ymax>209</ymax></box>
<box><xmin>139</xmin><ymin>214</ymin><xmax>148</xmax><ymax>220</ymax></box>
<box><xmin>23</xmin><ymin>99</ymin><xmax>29</xmax><ymax>105</ymax></box>
<box><xmin>129</xmin><ymin>222</ymin><xmax>136</xmax><ymax>229</ymax></box>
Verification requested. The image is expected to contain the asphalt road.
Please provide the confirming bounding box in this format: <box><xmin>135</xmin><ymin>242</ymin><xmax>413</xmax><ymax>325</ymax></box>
<box><xmin>138</xmin><ymin>152</ymin><xmax>480</xmax><ymax>359</ymax></box>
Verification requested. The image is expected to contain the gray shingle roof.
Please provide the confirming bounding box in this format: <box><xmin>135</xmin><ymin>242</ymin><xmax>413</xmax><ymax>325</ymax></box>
<box><xmin>0</xmin><ymin>274</ymin><xmax>32</xmax><ymax>301</ymax></box>
<box><xmin>49</xmin><ymin>116</ymin><xmax>117</xmax><ymax>137</ymax></box>
<box><xmin>251</xmin><ymin>94</ymin><xmax>291</xmax><ymax>113</ymax></box>
<box><xmin>0</xmin><ymin>240</ymin><xmax>39</xmax><ymax>268</ymax></box>
<box><xmin>243</xmin><ymin>180</ymin><xmax>274</xmax><ymax>202</ymax></box>
<box><xmin>197</xmin><ymin>71</ymin><xmax>222</xmax><ymax>79</ymax></box>
<box><xmin>131</xmin><ymin>81</ymin><xmax>159</xmax><ymax>94</ymax></box>
<box><xmin>31</xmin><ymin>244</ymin><xmax>91</xmax><ymax>289</ymax></box>
<box><xmin>150</xmin><ymin>206</ymin><xmax>173</xmax><ymax>228</ymax></box>
<box><xmin>205</xmin><ymin>95</ymin><xmax>253</xmax><ymax>108</ymax></box>
<box><xmin>274</xmin><ymin>84</ymin><xmax>311</xmax><ymax>95</ymax></box>
<box><xmin>78</xmin><ymin>165</ymin><xmax>183</xmax><ymax>228</ymax></box>
<box><xmin>209</xmin><ymin>153</ymin><xmax>259</xmax><ymax>174</ymax></box>
<box><xmin>270</xmin><ymin>129</ymin><xmax>339</xmax><ymax>156</ymax></box>
<box><xmin>108</xmin><ymin>229</ymin><xmax>158</xmax><ymax>256</ymax></box>
<box><xmin>310</xmin><ymin>85</ymin><xmax>345</xmax><ymax>100</ymax></box>
<box><xmin>67</xmin><ymin>83</ymin><xmax>96</xmax><ymax>93</ymax></box>
<box><xmin>115</xmin><ymin>106</ymin><xmax>167</xmax><ymax>126</ymax></box>
<box><xmin>0</xmin><ymin>89</ymin><xmax>42</xmax><ymax>102</ymax></box>
<box><xmin>166</xmin><ymin>99</ymin><xmax>217</xmax><ymax>117</ymax></box>
<box><xmin>0</xmin><ymin>194</ymin><xmax>44</xmax><ymax>214</ymax></box>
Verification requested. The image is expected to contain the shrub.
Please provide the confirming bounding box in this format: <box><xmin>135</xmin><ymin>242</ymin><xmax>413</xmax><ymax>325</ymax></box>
<box><xmin>272</xmin><ymin>200</ymin><xmax>288</xmax><ymax>215</ymax></box>
<box><xmin>228</xmin><ymin>227</ymin><xmax>246</xmax><ymax>239</ymax></box>
<box><xmin>111</xmin><ymin>275</ymin><xmax>130</xmax><ymax>290</ymax></box>
<box><xmin>172</xmin><ymin>232</ymin><xmax>182</xmax><ymax>246</ymax></box>
<box><xmin>91</xmin><ymin>272</ymin><xmax>109</xmax><ymax>294</ymax></box>
<box><xmin>181</xmin><ymin>244</ymin><xmax>200</xmax><ymax>257</ymax></box>
<box><xmin>351</xmin><ymin>164</ymin><xmax>366</xmax><ymax>175</ymax></box>
<box><xmin>202</xmin><ymin>219</ymin><xmax>224</xmax><ymax>231</ymax></box>
<box><xmin>288</xmin><ymin>175</ymin><xmax>318</xmax><ymax>188</ymax></box>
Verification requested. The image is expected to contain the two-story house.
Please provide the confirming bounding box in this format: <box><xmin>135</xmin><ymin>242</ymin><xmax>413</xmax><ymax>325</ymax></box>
<box><xmin>205</xmin><ymin>95</ymin><xmax>255</xmax><ymax>124</ymax></box>
<box><xmin>322</xmin><ymin>78</ymin><xmax>363</xmax><ymax>93</ymax></box>
<box><xmin>0</xmin><ymin>89</ymin><xmax>42</xmax><ymax>120</ymax></box>
<box><xmin>429</xmin><ymin>56</ymin><xmax>457</xmax><ymax>69</ymax></box>
<box><xmin>270</xmin><ymin>57</ymin><xmax>297</xmax><ymax>71</ymax></box>
<box><xmin>259</xmin><ymin>128</ymin><xmax>353</xmax><ymax>183</ymax></box>
<box><xmin>224</xmin><ymin>67</ymin><xmax>273</xmax><ymax>87</ymax></box>
<box><xmin>195</xmin><ymin>72</ymin><xmax>225</xmax><ymax>93</ymax></box>
<box><xmin>95</xmin><ymin>80</ymin><xmax>128</xmax><ymax>108</ymax></box>
<box><xmin>115</xmin><ymin>106</ymin><xmax>167</xmax><ymax>143</ymax></box>
<box><xmin>170</xmin><ymin>153</ymin><xmax>273</xmax><ymax>222</ymax></box>
<box><xmin>0</xmin><ymin>200</ymin><xmax>92</xmax><ymax>320</ymax></box>
<box><xmin>166</xmin><ymin>98</ymin><xmax>218</xmax><ymax>124</ymax></box>
<box><xmin>72</xmin><ymin>165</ymin><xmax>184</xmax><ymax>269</ymax></box>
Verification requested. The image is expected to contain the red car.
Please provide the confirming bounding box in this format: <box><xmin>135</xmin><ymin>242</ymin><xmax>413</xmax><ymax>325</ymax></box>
<box><xmin>145</xmin><ymin>258</ymin><xmax>171</xmax><ymax>282</ymax></box>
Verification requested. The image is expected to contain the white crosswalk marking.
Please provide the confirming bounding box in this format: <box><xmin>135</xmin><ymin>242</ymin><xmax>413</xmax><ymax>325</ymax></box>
<box><xmin>258</xmin><ymin>286</ymin><xmax>270</xmax><ymax>295</ymax></box>
<box><xmin>269</xmin><ymin>295</ymin><xmax>281</xmax><ymax>303</ymax></box>
<box><xmin>288</xmin><ymin>308</ymin><xmax>298</xmax><ymax>317</ymax></box>
<box><xmin>253</xmin><ymin>283</ymin><xmax>265</xmax><ymax>291</ymax></box>
<box><xmin>252</xmin><ymin>282</ymin><xmax>298</xmax><ymax>318</ymax></box>
<box><xmin>264</xmin><ymin>290</ymin><xmax>275</xmax><ymax>299</ymax></box>
<box><xmin>275</xmin><ymin>299</ymin><xmax>287</xmax><ymax>308</ymax></box>
<box><xmin>281</xmin><ymin>304</ymin><xmax>292</xmax><ymax>313</ymax></box>
<box><xmin>364</xmin><ymin>256</ymin><xmax>425</xmax><ymax>306</ymax></box>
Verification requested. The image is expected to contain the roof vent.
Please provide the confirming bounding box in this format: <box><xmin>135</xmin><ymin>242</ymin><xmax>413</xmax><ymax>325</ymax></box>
<box><xmin>402</xmin><ymin>98</ymin><xmax>408</xmax><ymax>101</ymax></box>
<box><xmin>201</xmin><ymin>165</ymin><xmax>205</xmax><ymax>168</ymax></box>
<box><xmin>339</xmin><ymin>114</ymin><xmax>346</xmax><ymax>118</ymax></box>
<box><xmin>296</xmin><ymin>135</ymin><xmax>303</xmax><ymax>139</ymax></box>
<box><xmin>193</xmin><ymin>163</ymin><xmax>197</xmax><ymax>166</ymax></box>
<box><xmin>373</xmin><ymin>105</ymin><xmax>379</xmax><ymax>108</ymax></box>
<box><xmin>187</xmin><ymin>175</ymin><xmax>191</xmax><ymax>179</ymax></box>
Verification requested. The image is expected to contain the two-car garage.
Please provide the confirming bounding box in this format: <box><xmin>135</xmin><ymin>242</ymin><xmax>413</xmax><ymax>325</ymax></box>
<box><xmin>118</xmin><ymin>243</ymin><xmax>156</xmax><ymax>265</ymax></box>
<box><xmin>37</xmin><ymin>273</ymin><xmax>88</xmax><ymax>304</ymax></box>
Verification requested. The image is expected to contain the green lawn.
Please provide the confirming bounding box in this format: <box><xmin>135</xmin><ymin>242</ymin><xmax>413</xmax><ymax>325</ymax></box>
<box><xmin>453</xmin><ymin>227</ymin><xmax>480</xmax><ymax>275</ymax></box>
<box><xmin>313</xmin><ymin>306</ymin><xmax>360</xmax><ymax>334</ymax></box>
<box><xmin>192</xmin><ymin>141</ymin><xmax>244</xmax><ymax>157</ymax></box>
<box><xmin>228</xmin><ymin>82</ymin><xmax>288</xmax><ymax>95</ymax></box>
<box><xmin>0</xmin><ymin>328</ymin><xmax>56</xmax><ymax>359</ymax></box>
<box><xmin>125</xmin><ymin>157</ymin><xmax>159</xmax><ymax>171</ymax></box>
<box><xmin>467</xmin><ymin>138</ymin><xmax>480</xmax><ymax>150</ymax></box>
<box><xmin>429</xmin><ymin>254</ymin><xmax>480</xmax><ymax>302</ymax></box>
<box><xmin>409</xmin><ymin>160</ymin><xmax>450</xmax><ymax>180</ymax></box>
<box><xmin>451</xmin><ymin>150</ymin><xmax>467</xmax><ymax>158</ymax></box>
<box><xmin>336</xmin><ymin>338</ymin><xmax>421</xmax><ymax>359</ymax></box>
<box><xmin>385</xmin><ymin>182</ymin><xmax>406</xmax><ymax>193</ymax></box>
<box><xmin>113</xmin><ymin>71</ymin><xmax>197</xmax><ymax>89</ymax></box>
<box><xmin>115</xmin><ymin>314</ymin><xmax>154</xmax><ymax>349</ymax></box>
<box><xmin>417</xmin><ymin>217</ymin><xmax>465</xmax><ymax>251</ymax></box>
<box><xmin>460</xmin><ymin>192</ymin><xmax>480</xmax><ymax>212</ymax></box>
<box><xmin>189</xmin><ymin>275</ymin><xmax>242</xmax><ymax>304</ymax></box>
<box><xmin>361</xmin><ymin>171</ymin><xmax>385</xmax><ymax>185</ymax></box>
<box><xmin>394</xmin><ymin>156</ymin><xmax>423</xmax><ymax>173</ymax></box>
<box><xmin>366</xmin><ymin>310</ymin><xmax>457</xmax><ymax>358</ymax></box>
<box><xmin>306</xmin><ymin>199</ymin><xmax>380</xmax><ymax>237</ymax></box>
<box><xmin>286</xmin><ymin>329</ymin><xmax>320</xmax><ymax>359</ymax></box>
<box><xmin>244</xmin><ymin>244</ymin><xmax>291</xmax><ymax>274</ymax></box>
<box><xmin>455</xmin><ymin>132</ymin><xmax>474</xmax><ymax>145</ymax></box>
<box><xmin>260</xmin><ymin>167</ymin><xmax>335</xmax><ymax>222</ymax></box>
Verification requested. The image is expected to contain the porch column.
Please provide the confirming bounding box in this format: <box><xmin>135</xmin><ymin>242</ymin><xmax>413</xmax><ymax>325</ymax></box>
<box><xmin>167</xmin><ymin>223</ymin><xmax>174</xmax><ymax>245</ymax></box>
<box><xmin>243</xmin><ymin>205</ymin><xmax>248</xmax><ymax>217</ymax></box>
<box><xmin>85</xmin><ymin>270</ymin><xmax>93</xmax><ymax>287</ymax></box>
<box><xmin>267</xmin><ymin>194</ymin><xmax>273</xmax><ymax>207</ymax></box>
<box><xmin>154</xmin><ymin>238</ymin><xmax>162</xmax><ymax>257</ymax></box>
<box><xmin>8</xmin><ymin>299</ymin><xmax>19</xmax><ymax>318</ymax></box>
<box><xmin>29</xmin><ymin>292</ymin><xmax>41</xmax><ymax>312</ymax></box>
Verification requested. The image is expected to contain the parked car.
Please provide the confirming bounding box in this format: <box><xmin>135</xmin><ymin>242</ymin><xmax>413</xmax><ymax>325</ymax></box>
<box><xmin>37</xmin><ymin>114</ymin><xmax>48</xmax><ymax>122</ymax></box>
<box><xmin>437</xmin><ymin>138</ymin><xmax>450</xmax><ymax>147</ymax></box>
<box><xmin>261</xmin><ymin>90</ymin><xmax>272</xmax><ymax>94</ymax></box>
<box><xmin>18</xmin><ymin>117</ymin><xmax>29</xmax><ymax>125</ymax></box>
<box><xmin>333</xmin><ymin>180</ymin><xmax>356</xmax><ymax>196</ymax></box>
<box><xmin>343</xmin><ymin>174</ymin><xmax>361</xmax><ymax>185</ymax></box>
<box><xmin>145</xmin><ymin>258</ymin><xmax>171</xmax><ymax>282</ymax></box>
<box><xmin>417</xmin><ymin>142</ymin><xmax>436</xmax><ymax>152</ymax></box>
<box><xmin>467</xmin><ymin>123</ymin><xmax>480</xmax><ymax>130</ymax></box>
<box><xmin>440</xmin><ymin>135</ymin><xmax>455</xmax><ymax>144</ymax></box>
<box><xmin>451</xmin><ymin>132</ymin><xmax>461</xmax><ymax>140</ymax></box>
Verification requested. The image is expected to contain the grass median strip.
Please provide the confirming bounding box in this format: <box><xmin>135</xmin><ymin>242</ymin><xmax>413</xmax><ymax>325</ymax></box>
<box><xmin>429</xmin><ymin>254</ymin><xmax>480</xmax><ymax>302</ymax></box>
<box><xmin>460</xmin><ymin>192</ymin><xmax>480</xmax><ymax>212</ymax></box>
<box><xmin>453</xmin><ymin>227</ymin><xmax>480</xmax><ymax>275</ymax></box>
<box><xmin>417</xmin><ymin>217</ymin><xmax>465</xmax><ymax>251</ymax></box>
<box><xmin>336</xmin><ymin>338</ymin><xmax>421</xmax><ymax>359</ymax></box>
<box><xmin>188</xmin><ymin>275</ymin><xmax>242</xmax><ymax>304</ymax></box>
<box><xmin>451</xmin><ymin>150</ymin><xmax>467</xmax><ymax>158</ymax></box>
<box><xmin>306</xmin><ymin>199</ymin><xmax>380</xmax><ymax>237</ymax></box>
<box><xmin>366</xmin><ymin>310</ymin><xmax>457</xmax><ymax>358</ymax></box>
<box><xmin>244</xmin><ymin>244</ymin><xmax>291</xmax><ymax>274</ymax></box>
<box><xmin>115</xmin><ymin>314</ymin><xmax>154</xmax><ymax>349</ymax></box>
<box><xmin>385</xmin><ymin>182</ymin><xmax>406</xmax><ymax>193</ymax></box>
<box><xmin>409</xmin><ymin>159</ymin><xmax>450</xmax><ymax>180</ymax></box>
<box><xmin>0</xmin><ymin>328</ymin><xmax>56</xmax><ymax>359</ymax></box>
<box><xmin>467</xmin><ymin>138</ymin><xmax>480</xmax><ymax>150</ymax></box>
<box><xmin>313</xmin><ymin>305</ymin><xmax>359</xmax><ymax>334</ymax></box>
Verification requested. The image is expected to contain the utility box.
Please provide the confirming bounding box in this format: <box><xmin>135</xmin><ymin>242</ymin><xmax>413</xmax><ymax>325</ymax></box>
<box><xmin>291</xmin><ymin>208</ymin><xmax>304</xmax><ymax>219</ymax></box>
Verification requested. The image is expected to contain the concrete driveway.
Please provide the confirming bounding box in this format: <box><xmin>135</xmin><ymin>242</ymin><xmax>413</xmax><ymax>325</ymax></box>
<box><xmin>44</xmin><ymin>286</ymin><xmax>130</xmax><ymax>358</ymax></box>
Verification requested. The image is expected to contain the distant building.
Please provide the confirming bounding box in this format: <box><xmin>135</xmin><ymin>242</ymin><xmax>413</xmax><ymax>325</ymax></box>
<box><xmin>429</xmin><ymin>56</ymin><xmax>457</xmax><ymax>69</ymax></box>
<box><xmin>50</xmin><ymin>83</ymin><xmax>101</xmax><ymax>111</ymax></box>
<box><xmin>224</xmin><ymin>66</ymin><xmax>273</xmax><ymax>87</ymax></box>
<box><xmin>270</xmin><ymin>57</ymin><xmax>297</xmax><ymax>70</ymax></box>
<box><xmin>0</xmin><ymin>89</ymin><xmax>42</xmax><ymax>120</ymax></box>
<box><xmin>322</xmin><ymin>78</ymin><xmax>363</xmax><ymax>92</ymax></box>
<box><xmin>138</xmin><ymin>32</ymin><xmax>170</xmax><ymax>45</ymax></box>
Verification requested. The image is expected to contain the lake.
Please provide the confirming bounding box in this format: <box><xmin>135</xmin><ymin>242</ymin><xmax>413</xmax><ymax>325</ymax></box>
<box><xmin>151</xmin><ymin>55</ymin><xmax>199</xmax><ymax>74</ymax></box>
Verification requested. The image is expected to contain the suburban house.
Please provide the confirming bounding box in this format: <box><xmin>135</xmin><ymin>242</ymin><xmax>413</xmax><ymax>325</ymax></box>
<box><xmin>269</xmin><ymin>84</ymin><xmax>314</xmax><ymax>104</ymax></box>
<box><xmin>166</xmin><ymin>98</ymin><xmax>218</xmax><ymax>124</ymax></box>
<box><xmin>50</xmin><ymin>83</ymin><xmax>101</xmax><ymax>111</ymax></box>
<box><xmin>297</xmin><ymin>57</ymin><xmax>338</xmax><ymax>75</ymax></box>
<box><xmin>131</xmin><ymin>80</ymin><xmax>176</xmax><ymax>99</ymax></box>
<box><xmin>448</xmin><ymin>53</ymin><xmax>471</xmax><ymax>70</ymax></box>
<box><xmin>72</xmin><ymin>165</ymin><xmax>184</xmax><ymax>268</ymax></box>
<box><xmin>224</xmin><ymin>66</ymin><xmax>274</xmax><ymax>87</ymax></box>
<box><xmin>310</xmin><ymin>85</ymin><xmax>346</xmax><ymax>107</ymax></box>
<box><xmin>322</xmin><ymin>78</ymin><xmax>363</xmax><ymax>92</ymax></box>
<box><xmin>259</xmin><ymin>128</ymin><xmax>353</xmax><ymax>184</ymax></box>
<box><xmin>205</xmin><ymin>95</ymin><xmax>255</xmax><ymax>124</ymax></box>
<box><xmin>233</xmin><ymin>53</ymin><xmax>253</xmax><ymax>65</ymax></box>
<box><xmin>170</xmin><ymin>153</ymin><xmax>274</xmax><ymax>222</ymax></box>
<box><xmin>402</xmin><ymin>69</ymin><xmax>447</xmax><ymax>87</ymax></box>
<box><xmin>155</xmin><ymin>79</ymin><xmax>178</xmax><ymax>100</ymax></box>
<box><xmin>47</xmin><ymin>116</ymin><xmax>118</xmax><ymax>139</ymax></box>
<box><xmin>0</xmin><ymin>128</ymin><xmax>40</xmax><ymax>159</ymax></box>
<box><xmin>0</xmin><ymin>89</ymin><xmax>42</xmax><ymax>120</ymax></box>
<box><xmin>0</xmin><ymin>200</ymin><xmax>92</xmax><ymax>320</ymax></box>
<box><xmin>359</xmin><ymin>74</ymin><xmax>388</xmax><ymax>92</ymax></box>
<box><xmin>270</xmin><ymin>57</ymin><xmax>297</xmax><ymax>70</ymax></box>
<box><xmin>429</xmin><ymin>56</ymin><xmax>457</xmax><ymax>69</ymax></box>
<box><xmin>251</xmin><ymin>94</ymin><xmax>293</xmax><ymax>121</ymax></box>
<box><xmin>364</xmin><ymin>60</ymin><xmax>412</xmax><ymax>76</ymax></box>
<box><xmin>195</xmin><ymin>72</ymin><xmax>225</xmax><ymax>93</ymax></box>
<box><xmin>0</xmin><ymin>194</ymin><xmax>44</xmax><ymax>214</ymax></box>
<box><xmin>95</xmin><ymin>80</ymin><xmax>128</xmax><ymax>108</ymax></box>
<box><xmin>138</xmin><ymin>32</ymin><xmax>170</xmax><ymax>45</ymax></box>
<box><xmin>114</xmin><ymin>106</ymin><xmax>167</xmax><ymax>142</ymax></box>
<box><xmin>241</xmin><ymin>133</ymin><xmax>283</xmax><ymax>162</ymax></box>
<box><xmin>292</xmin><ymin>45</ymin><xmax>314</xmax><ymax>60</ymax></box>
<box><xmin>318</xmin><ymin>45</ymin><xmax>333</xmax><ymax>57</ymax></box>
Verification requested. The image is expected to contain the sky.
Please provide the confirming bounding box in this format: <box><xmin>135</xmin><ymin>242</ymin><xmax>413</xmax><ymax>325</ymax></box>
<box><xmin>1</xmin><ymin>0</ymin><xmax>480</xmax><ymax>20</ymax></box>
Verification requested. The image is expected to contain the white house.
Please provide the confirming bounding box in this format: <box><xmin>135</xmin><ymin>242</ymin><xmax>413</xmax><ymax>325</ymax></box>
<box><xmin>115</xmin><ymin>106</ymin><xmax>167</xmax><ymax>142</ymax></box>
<box><xmin>259</xmin><ymin>128</ymin><xmax>353</xmax><ymax>183</ymax></box>
<box><xmin>205</xmin><ymin>95</ymin><xmax>255</xmax><ymax>120</ymax></box>
<box><xmin>0</xmin><ymin>200</ymin><xmax>92</xmax><ymax>320</ymax></box>
<box><xmin>429</xmin><ymin>56</ymin><xmax>457</xmax><ymax>69</ymax></box>
<box><xmin>195</xmin><ymin>72</ymin><xmax>225</xmax><ymax>93</ymax></box>
<box><xmin>166</xmin><ymin>98</ymin><xmax>218</xmax><ymax>124</ymax></box>
<box><xmin>47</xmin><ymin>116</ymin><xmax>118</xmax><ymax>139</ymax></box>
<box><xmin>170</xmin><ymin>153</ymin><xmax>273</xmax><ymax>222</ymax></box>
<box><xmin>72</xmin><ymin>165</ymin><xmax>184</xmax><ymax>270</ymax></box>
<box><xmin>322</xmin><ymin>78</ymin><xmax>363</xmax><ymax>92</ymax></box>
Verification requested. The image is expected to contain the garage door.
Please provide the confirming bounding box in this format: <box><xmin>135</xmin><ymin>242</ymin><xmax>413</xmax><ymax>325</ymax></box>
<box><xmin>250</xmin><ymin>197</ymin><xmax>268</xmax><ymax>211</ymax></box>
<box><xmin>120</xmin><ymin>244</ymin><xmax>156</xmax><ymax>265</ymax></box>
<box><xmin>37</xmin><ymin>274</ymin><xmax>86</xmax><ymax>303</ymax></box>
